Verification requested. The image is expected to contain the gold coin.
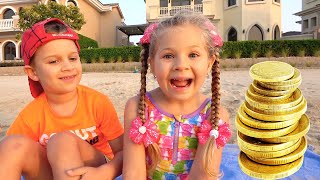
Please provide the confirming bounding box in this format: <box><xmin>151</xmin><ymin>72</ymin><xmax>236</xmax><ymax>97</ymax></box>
<box><xmin>259</xmin><ymin>114</ymin><xmax>310</xmax><ymax>143</ymax></box>
<box><xmin>238</xmin><ymin>136</ymin><xmax>301</xmax><ymax>158</ymax></box>
<box><xmin>235</xmin><ymin>115</ymin><xmax>298</xmax><ymax>138</ymax></box>
<box><xmin>239</xmin><ymin>151</ymin><xmax>303</xmax><ymax>179</ymax></box>
<box><xmin>245</xmin><ymin>88</ymin><xmax>303</xmax><ymax>111</ymax></box>
<box><xmin>247</xmin><ymin>84</ymin><xmax>293</xmax><ymax>102</ymax></box>
<box><xmin>249</xmin><ymin>61</ymin><xmax>294</xmax><ymax>82</ymax></box>
<box><xmin>243</xmin><ymin>99</ymin><xmax>307</xmax><ymax>121</ymax></box>
<box><xmin>252</xmin><ymin>81</ymin><xmax>293</xmax><ymax>97</ymax></box>
<box><xmin>238</xmin><ymin>104</ymin><xmax>299</xmax><ymax>129</ymax></box>
<box><xmin>265</xmin><ymin>68</ymin><xmax>301</xmax><ymax>86</ymax></box>
<box><xmin>247</xmin><ymin>136</ymin><xmax>307</xmax><ymax>165</ymax></box>
<box><xmin>258</xmin><ymin>79</ymin><xmax>301</xmax><ymax>91</ymax></box>
<box><xmin>237</xmin><ymin>131</ymin><xmax>300</xmax><ymax>152</ymax></box>
<box><xmin>245</xmin><ymin>97</ymin><xmax>306</xmax><ymax>116</ymax></box>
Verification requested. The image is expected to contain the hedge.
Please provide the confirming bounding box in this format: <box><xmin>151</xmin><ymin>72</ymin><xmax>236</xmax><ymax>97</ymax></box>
<box><xmin>78</xmin><ymin>34</ymin><xmax>98</xmax><ymax>49</ymax></box>
<box><xmin>79</xmin><ymin>40</ymin><xmax>320</xmax><ymax>63</ymax></box>
<box><xmin>80</xmin><ymin>46</ymin><xmax>141</xmax><ymax>63</ymax></box>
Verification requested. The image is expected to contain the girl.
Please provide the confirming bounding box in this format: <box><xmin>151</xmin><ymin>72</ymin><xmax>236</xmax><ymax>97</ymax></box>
<box><xmin>123</xmin><ymin>11</ymin><xmax>231</xmax><ymax>179</ymax></box>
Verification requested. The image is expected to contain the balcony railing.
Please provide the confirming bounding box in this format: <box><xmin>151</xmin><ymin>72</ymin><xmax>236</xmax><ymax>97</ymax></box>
<box><xmin>0</xmin><ymin>19</ymin><xmax>14</xmax><ymax>31</ymax></box>
<box><xmin>159</xmin><ymin>4</ymin><xmax>203</xmax><ymax>17</ymax></box>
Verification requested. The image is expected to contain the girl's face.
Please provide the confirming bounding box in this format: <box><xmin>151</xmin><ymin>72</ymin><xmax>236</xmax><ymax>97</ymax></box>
<box><xmin>149</xmin><ymin>23</ymin><xmax>215</xmax><ymax>102</ymax></box>
<box><xmin>31</xmin><ymin>39</ymin><xmax>82</xmax><ymax>96</ymax></box>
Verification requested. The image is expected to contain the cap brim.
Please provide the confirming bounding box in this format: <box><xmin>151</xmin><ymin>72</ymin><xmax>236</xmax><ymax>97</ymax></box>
<box><xmin>28</xmin><ymin>77</ymin><xmax>43</xmax><ymax>98</ymax></box>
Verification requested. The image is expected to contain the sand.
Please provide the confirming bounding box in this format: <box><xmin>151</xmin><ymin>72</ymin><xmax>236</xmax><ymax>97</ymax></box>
<box><xmin>0</xmin><ymin>69</ymin><xmax>319</xmax><ymax>154</ymax></box>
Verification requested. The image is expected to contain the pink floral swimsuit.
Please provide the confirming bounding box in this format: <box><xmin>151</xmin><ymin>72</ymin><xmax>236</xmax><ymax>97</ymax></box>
<box><xmin>144</xmin><ymin>93</ymin><xmax>215</xmax><ymax>180</ymax></box>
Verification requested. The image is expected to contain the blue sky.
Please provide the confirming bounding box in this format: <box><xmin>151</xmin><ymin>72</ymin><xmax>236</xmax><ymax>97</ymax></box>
<box><xmin>102</xmin><ymin>0</ymin><xmax>302</xmax><ymax>42</ymax></box>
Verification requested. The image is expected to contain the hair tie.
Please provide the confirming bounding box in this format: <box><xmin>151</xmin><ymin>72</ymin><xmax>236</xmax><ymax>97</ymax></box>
<box><xmin>205</xmin><ymin>20</ymin><xmax>223</xmax><ymax>47</ymax></box>
<box><xmin>140</xmin><ymin>23</ymin><xmax>158</xmax><ymax>44</ymax></box>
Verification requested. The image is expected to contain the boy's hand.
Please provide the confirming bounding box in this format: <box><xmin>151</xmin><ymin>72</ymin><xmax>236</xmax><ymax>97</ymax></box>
<box><xmin>66</xmin><ymin>166</ymin><xmax>111</xmax><ymax>180</ymax></box>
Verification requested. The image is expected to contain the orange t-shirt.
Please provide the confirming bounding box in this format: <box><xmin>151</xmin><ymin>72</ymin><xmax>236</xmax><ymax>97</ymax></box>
<box><xmin>7</xmin><ymin>85</ymin><xmax>123</xmax><ymax>159</ymax></box>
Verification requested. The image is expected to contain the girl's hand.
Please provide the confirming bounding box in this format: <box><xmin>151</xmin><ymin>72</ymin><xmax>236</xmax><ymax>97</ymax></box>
<box><xmin>66</xmin><ymin>166</ymin><xmax>111</xmax><ymax>180</ymax></box>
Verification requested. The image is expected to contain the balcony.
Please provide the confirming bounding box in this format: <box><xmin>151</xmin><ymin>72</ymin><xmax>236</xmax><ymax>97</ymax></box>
<box><xmin>0</xmin><ymin>19</ymin><xmax>14</xmax><ymax>32</ymax></box>
<box><xmin>159</xmin><ymin>4</ymin><xmax>203</xmax><ymax>17</ymax></box>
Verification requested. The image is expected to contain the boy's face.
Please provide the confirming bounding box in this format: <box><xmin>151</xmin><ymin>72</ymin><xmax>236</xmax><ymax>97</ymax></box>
<box><xmin>29</xmin><ymin>39</ymin><xmax>82</xmax><ymax>96</ymax></box>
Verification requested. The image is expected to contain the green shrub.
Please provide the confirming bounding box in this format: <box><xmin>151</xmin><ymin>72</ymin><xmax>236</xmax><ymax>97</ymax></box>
<box><xmin>80</xmin><ymin>46</ymin><xmax>141</xmax><ymax>63</ymax></box>
<box><xmin>78</xmin><ymin>34</ymin><xmax>98</xmax><ymax>49</ymax></box>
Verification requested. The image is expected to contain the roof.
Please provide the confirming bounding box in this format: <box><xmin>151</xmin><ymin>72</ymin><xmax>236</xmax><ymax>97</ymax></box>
<box><xmin>294</xmin><ymin>4</ymin><xmax>320</xmax><ymax>16</ymax></box>
<box><xmin>117</xmin><ymin>24</ymin><xmax>148</xmax><ymax>36</ymax></box>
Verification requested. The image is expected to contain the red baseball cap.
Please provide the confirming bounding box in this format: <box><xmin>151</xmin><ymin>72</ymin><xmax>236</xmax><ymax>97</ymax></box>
<box><xmin>21</xmin><ymin>18</ymin><xmax>80</xmax><ymax>98</ymax></box>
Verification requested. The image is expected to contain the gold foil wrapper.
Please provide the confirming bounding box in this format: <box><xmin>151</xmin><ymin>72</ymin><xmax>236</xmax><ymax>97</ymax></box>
<box><xmin>249</xmin><ymin>61</ymin><xmax>294</xmax><ymax>82</ymax></box>
<box><xmin>264</xmin><ymin>68</ymin><xmax>301</xmax><ymax>86</ymax></box>
<box><xmin>245</xmin><ymin>88</ymin><xmax>303</xmax><ymax>111</ymax></box>
<box><xmin>258</xmin><ymin>79</ymin><xmax>301</xmax><ymax>91</ymax></box>
<box><xmin>238</xmin><ymin>137</ymin><xmax>301</xmax><ymax>158</ymax></box>
<box><xmin>235</xmin><ymin>115</ymin><xmax>298</xmax><ymax>138</ymax></box>
<box><xmin>252</xmin><ymin>81</ymin><xmax>294</xmax><ymax>97</ymax></box>
<box><xmin>247</xmin><ymin>136</ymin><xmax>307</xmax><ymax>165</ymax></box>
<box><xmin>243</xmin><ymin>99</ymin><xmax>307</xmax><ymax>121</ymax></box>
<box><xmin>258</xmin><ymin>114</ymin><xmax>310</xmax><ymax>143</ymax></box>
<box><xmin>238</xmin><ymin>104</ymin><xmax>299</xmax><ymax>129</ymax></box>
<box><xmin>237</xmin><ymin>132</ymin><xmax>300</xmax><ymax>152</ymax></box>
<box><xmin>239</xmin><ymin>152</ymin><xmax>303</xmax><ymax>179</ymax></box>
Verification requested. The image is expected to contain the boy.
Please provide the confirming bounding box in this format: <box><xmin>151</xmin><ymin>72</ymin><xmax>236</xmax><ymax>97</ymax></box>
<box><xmin>0</xmin><ymin>18</ymin><xmax>123</xmax><ymax>180</ymax></box>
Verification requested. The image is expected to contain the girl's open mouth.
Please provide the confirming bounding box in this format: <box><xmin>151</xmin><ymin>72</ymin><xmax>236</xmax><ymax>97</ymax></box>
<box><xmin>170</xmin><ymin>78</ymin><xmax>192</xmax><ymax>88</ymax></box>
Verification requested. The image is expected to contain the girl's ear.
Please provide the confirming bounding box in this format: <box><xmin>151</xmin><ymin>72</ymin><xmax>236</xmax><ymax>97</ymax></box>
<box><xmin>207</xmin><ymin>55</ymin><xmax>216</xmax><ymax>73</ymax></box>
<box><xmin>24</xmin><ymin>65</ymin><xmax>40</xmax><ymax>82</ymax></box>
<box><xmin>148</xmin><ymin>57</ymin><xmax>154</xmax><ymax>74</ymax></box>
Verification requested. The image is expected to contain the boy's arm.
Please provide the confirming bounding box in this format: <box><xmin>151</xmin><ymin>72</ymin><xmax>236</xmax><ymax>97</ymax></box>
<box><xmin>189</xmin><ymin>107</ymin><xmax>230</xmax><ymax>180</ymax></box>
<box><xmin>101</xmin><ymin>134</ymin><xmax>124</xmax><ymax>179</ymax></box>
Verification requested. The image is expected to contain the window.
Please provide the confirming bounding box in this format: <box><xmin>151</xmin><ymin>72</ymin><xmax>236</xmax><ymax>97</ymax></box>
<box><xmin>228</xmin><ymin>28</ymin><xmax>237</xmax><ymax>41</ymax></box>
<box><xmin>248</xmin><ymin>25</ymin><xmax>263</xmax><ymax>41</ymax></box>
<box><xmin>228</xmin><ymin>0</ymin><xmax>236</xmax><ymax>6</ymax></box>
<box><xmin>194</xmin><ymin>0</ymin><xmax>202</xmax><ymax>4</ymax></box>
<box><xmin>4</xmin><ymin>42</ymin><xmax>16</xmax><ymax>60</ymax></box>
<box><xmin>303</xmin><ymin>19</ymin><xmax>309</xmax><ymax>29</ymax></box>
<box><xmin>273</xmin><ymin>25</ymin><xmax>280</xmax><ymax>40</ymax></box>
<box><xmin>160</xmin><ymin>0</ymin><xmax>168</xmax><ymax>7</ymax></box>
<box><xmin>3</xmin><ymin>9</ymin><xmax>15</xmax><ymax>19</ymax></box>
<box><xmin>67</xmin><ymin>0</ymin><xmax>77</xmax><ymax>6</ymax></box>
<box><xmin>172</xmin><ymin>0</ymin><xmax>190</xmax><ymax>6</ymax></box>
<box><xmin>311</xmin><ymin>17</ymin><xmax>317</xmax><ymax>27</ymax></box>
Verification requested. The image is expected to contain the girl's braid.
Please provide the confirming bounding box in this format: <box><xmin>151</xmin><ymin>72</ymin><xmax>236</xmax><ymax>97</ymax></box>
<box><xmin>210</xmin><ymin>52</ymin><xmax>221</xmax><ymax>128</ymax></box>
<box><xmin>138</xmin><ymin>44</ymin><xmax>149</xmax><ymax>123</ymax></box>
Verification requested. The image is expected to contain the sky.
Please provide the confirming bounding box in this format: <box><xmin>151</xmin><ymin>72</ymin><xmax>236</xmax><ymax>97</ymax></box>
<box><xmin>102</xmin><ymin>0</ymin><xmax>302</xmax><ymax>43</ymax></box>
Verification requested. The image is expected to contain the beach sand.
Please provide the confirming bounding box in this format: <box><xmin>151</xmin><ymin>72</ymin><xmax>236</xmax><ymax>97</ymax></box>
<box><xmin>0</xmin><ymin>69</ymin><xmax>319</xmax><ymax>154</ymax></box>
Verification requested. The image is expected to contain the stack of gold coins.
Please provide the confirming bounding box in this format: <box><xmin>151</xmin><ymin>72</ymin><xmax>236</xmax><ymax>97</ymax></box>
<box><xmin>235</xmin><ymin>61</ymin><xmax>310</xmax><ymax>179</ymax></box>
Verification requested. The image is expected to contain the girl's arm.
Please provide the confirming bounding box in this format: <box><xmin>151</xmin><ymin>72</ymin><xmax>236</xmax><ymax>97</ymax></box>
<box><xmin>189</xmin><ymin>107</ymin><xmax>230</xmax><ymax>180</ymax></box>
<box><xmin>122</xmin><ymin>96</ymin><xmax>148</xmax><ymax>179</ymax></box>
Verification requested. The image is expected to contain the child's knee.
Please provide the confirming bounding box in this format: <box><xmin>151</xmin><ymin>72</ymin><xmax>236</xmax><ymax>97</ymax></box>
<box><xmin>47</xmin><ymin>131</ymin><xmax>78</xmax><ymax>150</ymax></box>
<box><xmin>0</xmin><ymin>135</ymin><xmax>36</xmax><ymax>155</ymax></box>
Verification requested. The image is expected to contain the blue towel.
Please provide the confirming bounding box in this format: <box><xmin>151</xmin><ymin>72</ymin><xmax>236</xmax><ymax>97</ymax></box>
<box><xmin>221</xmin><ymin>144</ymin><xmax>320</xmax><ymax>180</ymax></box>
<box><xmin>22</xmin><ymin>144</ymin><xmax>320</xmax><ymax>180</ymax></box>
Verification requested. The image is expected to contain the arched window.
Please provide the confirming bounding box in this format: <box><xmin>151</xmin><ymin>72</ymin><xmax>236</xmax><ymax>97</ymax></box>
<box><xmin>273</xmin><ymin>25</ymin><xmax>280</xmax><ymax>40</ymax></box>
<box><xmin>67</xmin><ymin>0</ymin><xmax>77</xmax><ymax>6</ymax></box>
<box><xmin>4</xmin><ymin>42</ymin><xmax>16</xmax><ymax>60</ymax></box>
<box><xmin>248</xmin><ymin>25</ymin><xmax>263</xmax><ymax>41</ymax></box>
<box><xmin>228</xmin><ymin>27</ymin><xmax>237</xmax><ymax>41</ymax></box>
<box><xmin>3</xmin><ymin>9</ymin><xmax>15</xmax><ymax>19</ymax></box>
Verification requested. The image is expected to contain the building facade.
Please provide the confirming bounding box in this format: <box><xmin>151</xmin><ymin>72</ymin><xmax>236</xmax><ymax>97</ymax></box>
<box><xmin>145</xmin><ymin>0</ymin><xmax>282</xmax><ymax>42</ymax></box>
<box><xmin>294</xmin><ymin>0</ymin><xmax>320</xmax><ymax>36</ymax></box>
<box><xmin>0</xmin><ymin>0</ymin><xmax>127</xmax><ymax>62</ymax></box>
